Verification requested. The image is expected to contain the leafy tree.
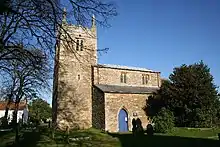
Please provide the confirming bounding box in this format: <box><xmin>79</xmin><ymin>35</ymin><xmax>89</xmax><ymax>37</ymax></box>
<box><xmin>144</xmin><ymin>79</ymin><xmax>172</xmax><ymax>118</ymax></box>
<box><xmin>29</xmin><ymin>98</ymin><xmax>52</xmax><ymax>122</ymax></box>
<box><xmin>153</xmin><ymin>107</ymin><xmax>174</xmax><ymax>133</ymax></box>
<box><xmin>147</xmin><ymin>61</ymin><xmax>219</xmax><ymax>127</ymax></box>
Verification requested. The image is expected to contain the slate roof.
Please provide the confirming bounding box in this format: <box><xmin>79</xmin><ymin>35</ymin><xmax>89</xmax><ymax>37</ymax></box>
<box><xmin>94</xmin><ymin>84</ymin><xmax>159</xmax><ymax>94</ymax></box>
<box><xmin>95</xmin><ymin>64</ymin><xmax>160</xmax><ymax>73</ymax></box>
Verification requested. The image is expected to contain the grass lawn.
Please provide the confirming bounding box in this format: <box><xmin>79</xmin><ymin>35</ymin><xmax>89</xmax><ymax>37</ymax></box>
<box><xmin>0</xmin><ymin>127</ymin><xmax>219</xmax><ymax>147</ymax></box>
<box><xmin>164</xmin><ymin>127</ymin><xmax>220</xmax><ymax>139</ymax></box>
<box><xmin>0</xmin><ymin>130</ymin><xmax>15</xmax><ymax>147</ymax></box>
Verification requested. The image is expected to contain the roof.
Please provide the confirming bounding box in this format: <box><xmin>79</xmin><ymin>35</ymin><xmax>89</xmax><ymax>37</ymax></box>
<box><xmin>94</xmin><ymin>84</ymin><xmax>159</xmax><ymax>94</ymax></box>
<box><xmin>0</xmin><ymin>102</ymin><xmax>27</xmax><ymax>110</ymax></box>
<box><xmin>95</xmin><ymin>64</ymin><xmax>160</xmax><ymax>73</ymax></box>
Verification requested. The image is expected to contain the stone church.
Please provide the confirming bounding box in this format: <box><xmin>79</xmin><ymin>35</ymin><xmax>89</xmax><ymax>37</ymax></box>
<box><xmin>52</xmin><ymin>14</ymin><xmax>161</xmax><ymax>132</ymax></box>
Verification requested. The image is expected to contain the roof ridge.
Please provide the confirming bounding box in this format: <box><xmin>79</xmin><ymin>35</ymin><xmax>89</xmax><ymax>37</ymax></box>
<box><xmin>96</xmin><ymin>64</ymin><xmax>155</xmax><ymax>72</ymax></box>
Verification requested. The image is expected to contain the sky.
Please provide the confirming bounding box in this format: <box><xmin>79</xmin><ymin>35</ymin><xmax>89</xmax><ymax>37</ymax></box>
<box><xmin>97</xmin><ymin>0</ymin><xmax>220</xmax><ymax>92</ymax></box>
<box><xmin>45</xmin><ymin>0</ymin><xmax>220</xmax><ymax>104</ymax></box>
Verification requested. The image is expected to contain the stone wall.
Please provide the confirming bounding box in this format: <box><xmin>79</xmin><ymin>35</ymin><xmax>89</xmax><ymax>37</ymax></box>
<box><xmin>104</xmin><ymin>93</ymin><xmax>150</xmax><ymax>132</ymax></box>
<box><xmin>53</xmin><ymin>24</ymin><xmax>97</xmax><ymax>130</ymax></box>
<box><xmin>52</xmin><ymin>21</ymin><xmax>161</xmax><ymax>132</ymax></box>
<box><xmin>56</xmin><ymin>64</ymin><xmax>93</xmax><ymax>130</ymax></box>
<box><xmin>92</xmin><ymin>87</ymin><xmax>105</xmax><ymax>129</ymax></box>
<box><xmin>93</xmin><ymin>66</ymin><xmax>161</xmax><ymax>87</ymax></box>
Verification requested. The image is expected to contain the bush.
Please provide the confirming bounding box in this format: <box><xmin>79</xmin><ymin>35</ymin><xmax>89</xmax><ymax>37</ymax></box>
<box><xmin>0</xmin><ymin>117</ymin><xmax>8</xmax><ymax>127</ymax></box>
<box><xmin>153</xmin><ymin>107</ymin><xmax>174</xmax><ymax>133</ymax></box>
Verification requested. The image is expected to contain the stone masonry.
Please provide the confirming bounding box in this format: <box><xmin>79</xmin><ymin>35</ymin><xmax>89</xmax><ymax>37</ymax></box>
<box><xmin>104</xmin><ymin>93</ymin><xmax>150</xmax><ymax>132</ymax></box>
<box><xmin>93</xmin><ymin>64</ymin><xmax>161</xmax><ymax>87</ymax></box>
<box><xmin>52</xmin><ymin>15</ymin><xmax>97</xmax><ymax>130</ymax></box>
<box><xmin>52</xmin><ymin>13</ymin><xmax>161</xmax><ymax>132</ymax></box>
<box><xmin>92</xmin><ymin>65</ymin><xmax>160</xmax><ymax>132</ymax></box>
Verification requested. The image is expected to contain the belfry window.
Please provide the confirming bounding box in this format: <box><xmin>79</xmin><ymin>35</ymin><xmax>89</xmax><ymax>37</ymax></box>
<box><xmin>142</xmin><ymin>74</ymin><xmax>149</xmax><ymax>85</ymax></box>
<box><xmin>120</xmin><ymin>73</ymin><xmax>127</xmax><ymax>83</ymax></box>
<box><xmin>76</xmin><ymin>39</ymin><xmax>83</xmax><ymax>51</ymax></box>
<box><xmin>76</xmin><ymin>39</ymin><xmax>79</xmax><ymax>51</ymax></box>
<box><xmin>80</xmin><ymin>40</ymin><xmax>83</xmax><ymax>51</ymax></box>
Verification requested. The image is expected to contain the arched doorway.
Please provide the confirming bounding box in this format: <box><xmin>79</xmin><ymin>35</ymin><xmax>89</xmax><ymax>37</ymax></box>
<box><xmin>118</xmin><ymin>109</ymin><xmax>128</xmax><ymax>132</ymax></box>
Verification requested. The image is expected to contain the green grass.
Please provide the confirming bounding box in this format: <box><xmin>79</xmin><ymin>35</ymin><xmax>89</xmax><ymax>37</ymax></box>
<box><xmin>0</xmin><ymin>127</ymin><xmax>219</xmax><ymax>147</ymax></box>
<box><xmin>164</xmin><ymin>127</ymin><xmax>220</xmax><ymax>139</ymax></box>
<box><xmin>0</xmin><ymin>131</ymin><xmax>15</xmax><ymax>147</ymax></box>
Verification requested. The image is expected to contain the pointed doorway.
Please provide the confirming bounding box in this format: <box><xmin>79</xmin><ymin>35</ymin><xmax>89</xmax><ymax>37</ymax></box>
<box><xmin>118</xmin><ymin>109</ymin><xmax>128</xmax><ymax>132</ymax></box>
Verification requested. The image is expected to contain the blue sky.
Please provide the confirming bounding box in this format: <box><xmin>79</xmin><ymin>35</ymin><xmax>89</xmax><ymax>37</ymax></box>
<box><xmin>45</xmin><ymin>0</ymin><xmax>219</xmax><ymax>104</ymax></box>
<box><xmin>97</xmin><ymin>0</ymin><xmax>220</xmax><ymax>92</ymax></box>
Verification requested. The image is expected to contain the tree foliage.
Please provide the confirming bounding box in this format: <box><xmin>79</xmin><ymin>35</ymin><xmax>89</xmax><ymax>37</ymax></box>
<box><xmin>147</xmin><ymin>61</ymin><xmax>219</xmax><ymax>128</ymax></box>
<box><xmin>153</xmin><ymin>107</ymin><xmax>174</xmax><ymax>133</ymax></box>
<box><xmin>29</xmin><ymin>98</ymin><xmax>52</xmax><ymax>121</ymax></box>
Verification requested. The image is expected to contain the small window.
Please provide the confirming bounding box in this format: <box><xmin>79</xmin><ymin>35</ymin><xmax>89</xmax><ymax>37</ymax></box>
<box><xmin>78</xmin><ymin>74</ymin><xmax>80</xmax><ymax>80</ymax></box>
<box><xmin>120</xmin><ymin>73</ymin><xmax>127</xmax><ymax>83</ymax></box>
<box><xmin>76</xmin><ymin>39</ymin><xmax>79</xmax><ymax>51</ymax></box>
<box><xmin>80</xmin><ymin>40</ymin><xmax>83</xmax><ymax>51</ymax></box>
<box><xmin>142</xmin><ymin>74</ymin><xmax>149</xmax><ymax>85</ymax></box>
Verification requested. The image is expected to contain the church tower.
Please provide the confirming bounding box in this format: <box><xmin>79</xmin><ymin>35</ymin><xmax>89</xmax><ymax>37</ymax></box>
<box><xmin>52</xmin><ymin>10</ymin><xmax>97</xmax><ymax>130</ymax></box>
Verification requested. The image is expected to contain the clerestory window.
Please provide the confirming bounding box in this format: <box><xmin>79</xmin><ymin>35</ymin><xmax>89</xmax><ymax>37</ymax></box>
<box><xmin>120</xmin><ymin>72</ymin><xmax>127</xmax><ymax>83</ymax></box>
<box><xmin>142</xmin><ymin>74</ymin><xmax>149</xmax><ymax>85</ymax></box>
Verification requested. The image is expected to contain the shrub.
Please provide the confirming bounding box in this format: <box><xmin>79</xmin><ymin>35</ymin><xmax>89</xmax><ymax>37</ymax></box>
<box><xmin>0</xmin><ymin>117</ymin><xmax>8</xmax><ymax>127</ymax></box>
<box><xmin>153</xmin><ymin>107</ymin><xmax>174</xmax><ymax>133</ymax></box>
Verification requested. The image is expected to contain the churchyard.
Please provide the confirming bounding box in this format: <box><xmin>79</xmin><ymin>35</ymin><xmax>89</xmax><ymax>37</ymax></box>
<box><xmin>0</xmin><ymin>126</ymin><xmax>220</xmax><ymax>147</ymax></box>
<box><xmin>1</xmin><ymin>0</ymin><xmax>220</xmax><ymax>147</ymax></box>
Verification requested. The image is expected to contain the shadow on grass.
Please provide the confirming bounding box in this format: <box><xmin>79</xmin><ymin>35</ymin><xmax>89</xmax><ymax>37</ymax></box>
<box><xmin>7</xmin><ymin>130</ymin><xmax>41</xmax><ymax>147</ymax></box>
<box><xmin>0</xmin><ymin>130</ymin><xmax>12</xmax><ymax>138</ymax></box>
<box><xmin>109</xmin><ymin>133</ymin><xmax>220</xmax><ymax>147</ymax></box>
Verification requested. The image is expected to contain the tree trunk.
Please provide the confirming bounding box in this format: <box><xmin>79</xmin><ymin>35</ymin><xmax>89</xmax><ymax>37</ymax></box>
<box><xmin>14</xmin><ymin>99</ymin><xmax>20</xmax><ymax>143</ymax></box>
<box><xmin>4</xmin><ymin>107</ymin><xmax>9</xmax><ymax>120</ymax></box>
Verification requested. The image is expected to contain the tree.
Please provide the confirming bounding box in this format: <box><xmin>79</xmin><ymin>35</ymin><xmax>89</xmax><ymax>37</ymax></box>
<box><xmin>147</xmin><ymin>61</ymin><xmax>219</xmax><ymax>127</ymax></box>
<box><xmin>153</xmin><ymin>107</ymin><xmax>174</xmax><ymax>133</ymax></box>
<box><xmin>0</xmin><ymin>0</ymin><xmax>116</xmax><ymax>122</ymax></box>
<box><xmin>144</xmin><ymin>79</ymin><xmax>172</xmax><ymax>119</ymax></box>
<box><xmin>1</xmin><ymin>47</ymin><xmax>50</xmax><ymax>105</ymax></box>
<box><xmin>0</xmin><ymin>0</ymin><xmax>117</xmax><ymax>103</ymax></box>
<box><xmin>0</xmin><ymin>0</ymin><xmax>11</xmax><ymax>14</ymax></box>
<box><xmin>0</xmin><ymin>0</ymin><xmax>117</xmax><ymax>64</ymax></box>
<box><xmin>29</xmin><ymin>98</ymin><xmax>52</xmax><ymax>122</ymax></box>
<box><xmin>0</xmin><ymin>47</ymin><xmax>50</xmax><ymax>142</ymax></box>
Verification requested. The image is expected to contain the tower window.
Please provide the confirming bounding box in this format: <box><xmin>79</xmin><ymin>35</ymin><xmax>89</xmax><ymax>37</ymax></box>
<box><xmin>76</xmin><ymin>39</ymin><xmax>79</xmax><ymax>51</ymax></box>
<box><xmin>80</xmin><ymin>40</ymin><xmax>83</xmax><ymax>51</ymax></box>
<box><xmin>120</xmin><ymin>73</ymin><xmax>127</xmax><ymax>83</ymax></box>
<box><xmin>142</xmin><ymin>74</ymin><xmax>149</xmax><ymax>85</ymax></box>
<box><xmin>78</xmin><ymin>74</ymin><xmax>80</xmax><ymax>80</ymax></box>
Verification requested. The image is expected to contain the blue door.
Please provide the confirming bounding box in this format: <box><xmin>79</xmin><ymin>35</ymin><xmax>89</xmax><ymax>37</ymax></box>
<box><xmin>118</xmin><ymin>109</ymin><xmax>128</xmax><ymax>132</ymax></box>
